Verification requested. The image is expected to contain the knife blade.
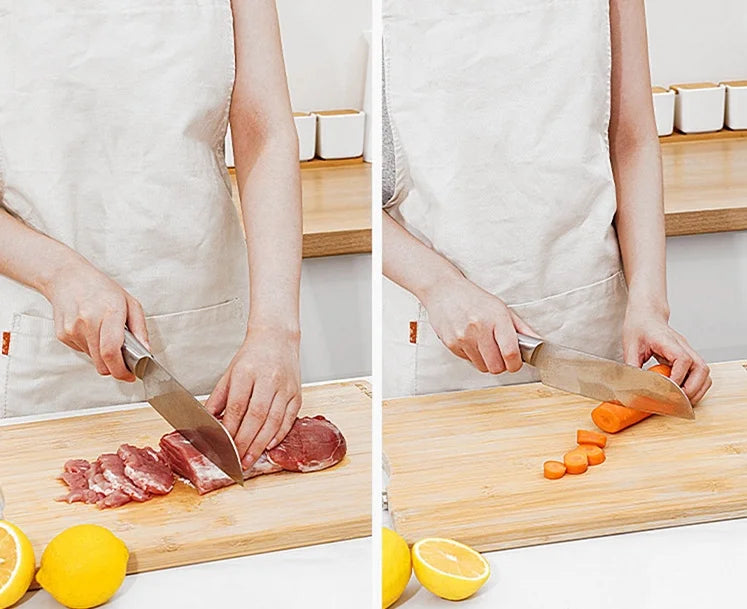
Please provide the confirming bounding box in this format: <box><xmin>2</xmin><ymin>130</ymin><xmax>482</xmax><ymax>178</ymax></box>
<box><xmin>517</xmin><ymin>334</ymin><xmax>694</xmax><ymax>419</ymax></box>
<box><xmin>122</xmin><ymin>330</ymin><xmax>244</xmax><ymax>485</ymax></box>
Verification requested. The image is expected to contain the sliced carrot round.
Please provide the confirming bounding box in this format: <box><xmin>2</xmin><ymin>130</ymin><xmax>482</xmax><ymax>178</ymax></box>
<box><xmin>578</xmin><ymin>444</ymin><xmax>606</xmax><ymax>465</ymax></box>
<box><xmin>543</xmin><ymin>460</ymin><xmax>566</xmax><ymax>480</ymax></box>
<box><xmin>576</xmin><ymin>429</ymin><xmax>607</xmax><ymax>448</ymax></box>
<box><xmin>563</xmin><ymin>450</ymin><xmax>588</xmax><ymax>475</ymax></box>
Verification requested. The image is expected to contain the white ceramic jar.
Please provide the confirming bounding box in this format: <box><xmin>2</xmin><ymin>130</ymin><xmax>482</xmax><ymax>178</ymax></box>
<box><xmin>722</xmin><ymin>81</ymin><xmax>747</xmax><ymax>130</ymax></box>
<box><xmin>293</xmin><ymin>112</ymin><xmax>317</xmax><ymax>161</ymax></box>
<box><xmin>652</xmin><ymin>86</ymin><xmax>675</xmax><ymax>136</ymax></box>
<box><xmin>313</xmin><ymin>110</ymin><xmax>366</xmax><ymax>159</ymax></box>
<box><xmin>671</xmin><ymin>82</ymin><xmax>726</xmax><ymax>133</ymax></box>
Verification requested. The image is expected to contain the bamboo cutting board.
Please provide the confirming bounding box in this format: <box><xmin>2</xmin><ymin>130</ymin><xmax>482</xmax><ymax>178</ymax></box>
<box><xmin>0</xmin><ymin>381</ymin><xmax>371</xmax><ymax>575</ymax></box>
<box><xmin>384</xmin><ymin>361</ymin><xmax>747</xmax><ymax>551</ymax></box>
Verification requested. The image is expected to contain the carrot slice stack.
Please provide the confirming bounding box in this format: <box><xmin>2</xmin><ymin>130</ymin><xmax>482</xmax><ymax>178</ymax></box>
<box><xmin>563</xmin><ymin>450</ymin><xmax>588</xmax><ymax>475</ymax></box>
<box><xmin>578</xmin><ymin>444</ymin><xmax>606</xmax><ymax>465</ymax></box>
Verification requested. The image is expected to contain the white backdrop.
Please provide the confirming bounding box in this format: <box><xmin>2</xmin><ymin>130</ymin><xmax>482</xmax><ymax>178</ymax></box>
<box><xmin>646</xmin><ymin>0</ymin><xmax>747</xmax><ymax>85</ymax></box>
<box><xmin>277</xmin><ymin>0</ymin><xmax>371</xmax><ymax>112</ymax></box>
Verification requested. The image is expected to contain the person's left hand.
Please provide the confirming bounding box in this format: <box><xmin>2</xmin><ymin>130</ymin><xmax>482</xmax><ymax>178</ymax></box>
<box><xmin>623</xmin><ymin>304</ymin><xmax>711</xmax><ymax>404</ymax></box>
<box><xmin>205</xmin><ymin>325</ymin><xmax>302</xmax><ymax>469</ymax></box>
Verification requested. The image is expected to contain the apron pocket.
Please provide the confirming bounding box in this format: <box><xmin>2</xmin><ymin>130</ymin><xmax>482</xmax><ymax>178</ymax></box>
<box><xmin>509</xmin><ymin>270</ymin><xmax>628</xmax><ymax>362</ymax></box>
<box><xmin>2</xmin><ymin>298</ymin><xmax>245</xmax><ymax>418</ymax></box>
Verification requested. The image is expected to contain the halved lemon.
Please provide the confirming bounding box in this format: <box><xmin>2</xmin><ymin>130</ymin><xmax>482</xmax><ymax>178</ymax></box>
<box><xmin>411</xmin><ymin>537</ymin><xmax>490</xmax><ymax>601</ymax></box>
<box><xmin>0</xmin><ymin>520</ymin><xmax>36</xmax><ymax>609</ymax></box>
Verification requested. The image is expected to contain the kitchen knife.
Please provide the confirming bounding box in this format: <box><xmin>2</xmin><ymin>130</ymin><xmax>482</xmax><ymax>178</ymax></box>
<box><xmin>122</xmin><ymin>329</ymin><xmax>245</xmax><ymax>485</ymax></box>
<box><xmin>517</xmin><ymin>334</ymin><xmax>694</xmax><ymax>419</ymax></box>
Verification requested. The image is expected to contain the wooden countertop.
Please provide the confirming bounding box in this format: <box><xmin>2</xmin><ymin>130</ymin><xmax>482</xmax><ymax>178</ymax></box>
<box><xmin>230</xmin><ymin>161</ymin><xmax>371</xmax><ymax>258</ymax></box>
<box><xmin>662</xmin><ymin>134</ymin><xmax>747</xmax><ymax>236</ymax></box>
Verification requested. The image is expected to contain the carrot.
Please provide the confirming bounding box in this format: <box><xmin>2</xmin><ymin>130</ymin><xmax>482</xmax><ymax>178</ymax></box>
<box><xmin>591</xmin><ymin>364</ymin><xmax>673</xmax><ymax>433</ymax></box>
<box><xmin>578</xmin><ymin>444</ymin><xmax>606</xmax><ymax>465</ymax></box>
<box><xmin>563</xmin><ymin>450</ymin><xmax>588</xmax><ymax>475</ymax></box>
<box><xmin>576</xmin><ymin>429</ymin><xmax>607</xmax><ymax>448</ymax></box>
<box><xmin>543</xmin><ymin>461</ymin><xmax>566</xmax><ymax>480</ymax></box>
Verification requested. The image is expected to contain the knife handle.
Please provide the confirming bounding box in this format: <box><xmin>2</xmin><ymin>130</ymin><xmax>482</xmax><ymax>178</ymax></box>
<box><xmin>122</xmin><ymin>329</ymin><xmax>151</xmax><ymax>379</ymax></box>
<box><xmin>517</xmin><ymin>333</ymin><xmax>543</xmax><ymax>364</ymax></box>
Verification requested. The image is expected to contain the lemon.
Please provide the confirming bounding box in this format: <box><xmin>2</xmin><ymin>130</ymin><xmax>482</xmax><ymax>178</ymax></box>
<box><xmin>382</xmin><ymin>527</ymin><xmax>411</xmax><ymax>608</ymax></box>
<box><xmin>0</xmin><ymin>521</ymin><xmax>36</xmax><ymax>609</ymax></box>
<box><xmin>412</xmin><ymin>537</ymin><xmax>490</xmax><ymax>601</ymax></box>
<box><xmin>36</xmin><ymin>524</ymin><xmax>128</xmax><ymax>609</ymax></box>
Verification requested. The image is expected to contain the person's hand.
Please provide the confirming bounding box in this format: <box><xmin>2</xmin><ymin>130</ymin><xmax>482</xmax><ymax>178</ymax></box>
<box><xmin>420</xmin><ymin>275</ymin><xmax>538</xmax><ymax>375</ymax></box>
<box><xmin>42</xmin><ymin>255</ymin><xmax>149</xmax><ymax>382</ymax></box>
<box><xmin>623</xmin><ymin>304</ymin><xmax>711</xmax><ymax>403</ymax></box>
<box><xmin>205</xmin><ymin>324</ymin><xmax>302</xmax><ymax>469</ymax></box>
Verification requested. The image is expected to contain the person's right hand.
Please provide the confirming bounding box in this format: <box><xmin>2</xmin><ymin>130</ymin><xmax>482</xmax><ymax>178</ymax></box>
<box><xmin>41</xmin><ymin>256</ymin><xmax>150</xmax><ymax>381</ymax></box>
<box><xmin>420</xmin><ymin>275</ymin><xmax>538</xmax><ymax>375</ymax></box>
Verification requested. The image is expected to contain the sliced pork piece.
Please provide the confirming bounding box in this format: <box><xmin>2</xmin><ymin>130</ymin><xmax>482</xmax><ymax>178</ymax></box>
<box><xmin>56</xmin><ymin>459</ymin><xmax>102</xmax><ymax>504</ymax></box>
<box><xmin>96</xmin><ymin>489</ymin><xmax>132</xmax><ymax>509</ymax></box>
<box><xmin>159</xmin><ymin>432</ymin><xmax>234</xmax><ymax>494</ymax></box>
<box><xmin>159</xmin><ymin>415</ymin><xmax>347</xmax><ymax>494</ymax></box>
<box><xmin>117</xmin><ymin>444</ymin><xmax>174</xmax><ymax>495</ymax></box>
<box><xmin>267</xmin><ymin>416</ymin><xmax>347</xmax><ymax>473</ymax></box>
<box><xmin>97</xmin><ymin>453</ymin><xmax>151</xmax><ymax>502</ymax></box>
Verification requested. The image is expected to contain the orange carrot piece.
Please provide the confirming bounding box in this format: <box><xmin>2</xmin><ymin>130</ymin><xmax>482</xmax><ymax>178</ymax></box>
<box><xmin>591</xmin><ymin>364</ymin><xmax>673</xmax><ymax>433</ymax></box>
<box><xmin>578</xmin><ymin>444</ymin><xmax>606</xmax><ymax>465</ymax></box>
<box><xmin>563</xmin><ymin>450</ymin><xmax>588</xmax><ymax>474</ymax></box>
<box><xmin>543</xmin><ymin>461</ymin><xmax>566</xmax><ymax>480</ymax></box>
<box><xmin>576</xmin><ymin>429</ymin><xmax>607</xmax><ymax>448</ymax></box>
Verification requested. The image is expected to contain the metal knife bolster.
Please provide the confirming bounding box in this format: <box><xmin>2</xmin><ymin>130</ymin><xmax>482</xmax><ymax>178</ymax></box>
<box><xmin>518</xmin><ymin>334</ymin><xmax>544</xmax><ymax>364</ymax></box>
<box><xmin>122</xmin><ymin>331</ymin><xmax>151</xmax><ymax>379</ymax></box>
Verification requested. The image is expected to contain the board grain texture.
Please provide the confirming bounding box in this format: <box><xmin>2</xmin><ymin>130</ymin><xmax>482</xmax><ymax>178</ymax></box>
<box><xmin>0</xmin><ymin>381</ymin><xmax>371</xmax><ymax>575</ymax></box>
<box><xmin>384</xmin><ymin>361</ymin><xmax>747</xmax><ymax>552</ymax></box>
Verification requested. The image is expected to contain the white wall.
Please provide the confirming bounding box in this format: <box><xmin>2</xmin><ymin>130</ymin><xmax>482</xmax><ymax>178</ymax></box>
<box><xmin>645</xmin><ymin>0</ymin><xmax>747</xmax><ymax>85</ymax></box>
<box><xmin>277</xmin><ymin>0</ymin><xmax>371</xmax><ymax>112</ymax></box>
<box><xmin>666</xmin><ymin>231</ymin><xmax>747</xmax><ymax>363</ymax></box>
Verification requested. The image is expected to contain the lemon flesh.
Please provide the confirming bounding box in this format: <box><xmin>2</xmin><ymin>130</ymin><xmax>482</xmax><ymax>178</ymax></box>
<box><xmin>36</xmin><ymin>524</ymin><xmax>129</xmax><ymax>609</ymax></box>
<box><xmin>0</xmin><ymin>521</ymin><xmax>36</xmax><ymax>609</ymax></box>
<box><xmin>412</xmin><ymin>537</ymin><xmax>490</xmax><ymax>601</ymax></box>
<box><xmin>382</xmin><ymin>527</ymin><xmax>411</xmax><ymax>608</ymax></box>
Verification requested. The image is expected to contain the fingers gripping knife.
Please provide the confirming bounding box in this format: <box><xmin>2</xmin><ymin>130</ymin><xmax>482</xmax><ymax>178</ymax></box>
<box><xmin>517</xmin><ymin>334</ymin><xmax>694</xmax><ymax>420</ymax></box>
<box><xmin>122</xmin><ymin>329</ymin><xmax>245</xmax><ymax>484</ymax></box>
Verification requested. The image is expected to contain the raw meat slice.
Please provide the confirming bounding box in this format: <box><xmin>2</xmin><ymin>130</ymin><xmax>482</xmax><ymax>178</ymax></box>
<box><xmin>56</xmin><ymin>459</ymin><xmax>102</xmax><ymax>504</ymax></box>
<box><xmin>117</xmin><ymin>444</ymin><xmax>174</xmax><ymax>495</ymax></box>
<box><xmin>159</xmin><ymin>432</ymin><xmax>234</xmax><ymax>494</ymax></box>
<box><xmin>159</xmin><ymin>415</ymin><xmax>347</xmax><ymax>494</ymax></box>
<box><xmin>97</xmin><ymin>453</ymin><xmax>151</xmax><ymax>502</ymax></box>
<box><xmin>267</xmin><ymin>416</ymin><xmax>347</xmax><ymax>473</ymax></box>
<box><xmin>97</xmin><ymin>489</ymin><xmax>131</xmax><ymax>509</ymax></box>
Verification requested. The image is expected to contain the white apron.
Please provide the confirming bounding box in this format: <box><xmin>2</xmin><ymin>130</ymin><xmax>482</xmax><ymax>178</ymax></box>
<box><xmin>382</xmin><ymin>0</ymin><xmax>628</xmax><ymax>398</ymax></box>
<box><xmin>0</xmin><ymin>1</ymin><xmax>248</xmax><ymax>416</ymax></box>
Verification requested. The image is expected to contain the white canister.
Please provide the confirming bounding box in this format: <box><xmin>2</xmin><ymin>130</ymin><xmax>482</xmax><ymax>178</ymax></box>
<box><xmin>293</xmin><ymin>112</ymin><xmax>317</xmax><ymax>162</ymax></box>
<box><xmin>652</xmin><ymin>86</ymin><xmax>675</xmax><ymax>136</ymax></box>
<box><xmin>722</xmin><ymin>81</ymin><xmax>747</xmax><ymax>130</ymax></box>
<box><xmin>313</xmin><ymin>110</ymin><xmax>366</xmax><ymax>160</ymax></box>
<box><xmin>671</xmin><ymin>82</ymin><xmax>726</xmax><ymax>133</ymax></box>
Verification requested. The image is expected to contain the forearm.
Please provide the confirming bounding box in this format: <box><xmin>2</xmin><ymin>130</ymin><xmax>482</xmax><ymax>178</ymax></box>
<box><xmin>611</xmin><ymin>137</ymin><xmax>669</xmax><ymax>318</ymax></box>
<box><xmin>383</xmin><ymin>211</ymin><xmax>464</xmax><ymax>303</ymax></box>
<box><xmin>0</xmin><ymin>209</ymin><xmax>82</xmax><ymax>300</ymax></box>
<box><xmin>234</xmin><ymin>123</ymin><xmax>302</xmax><ymax>333</ymax></box>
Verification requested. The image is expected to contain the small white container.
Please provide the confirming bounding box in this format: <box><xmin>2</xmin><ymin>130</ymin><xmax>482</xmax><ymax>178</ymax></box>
<box><xmin>722</xmin><ymin>80</ymin><xmax>747</xmax><ymax>130</ymax></box>
<box><xmin>652</xmin><ymin>86</ymin><xmax>675</xmax><ymax>136</ymax></box>
<box><xmin>671</xmin><ymin>82</ymin><xmax>725</xmax><ymax>133</ymax></box>
<box><xmin>313</xmin><ymin>110</ymin><xmax>366</xmax><ymax>159</ymax></box>
<box><xmin>293</xmin><ymin>112</ymin><xmax>317</xmax><ymax>161</ymax></box>
<box><xmin>224</xmin><ymin>127</ymin><xmax>234</xmax><ymax>168</ymax></box>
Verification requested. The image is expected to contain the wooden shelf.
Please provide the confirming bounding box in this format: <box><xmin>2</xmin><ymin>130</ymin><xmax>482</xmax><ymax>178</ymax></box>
<box><xmin>660</xmin><ymin>129</ymin><xmax>747</xmax><ymax>144</ymax></box>
<box><xmin>663</xmin><ymin>137</ymin><xmax>747</xmax><ymax>236</ymax></box>
<box><xmin>230</xmin><ymin>163</ymin><xmax>371</xmax><ymax>258</ymax></box>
